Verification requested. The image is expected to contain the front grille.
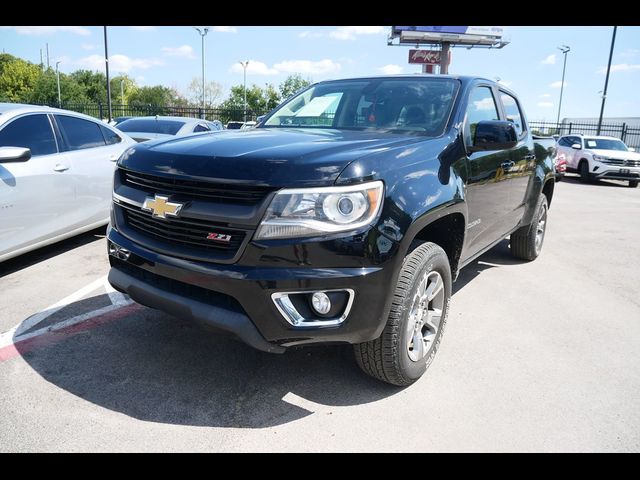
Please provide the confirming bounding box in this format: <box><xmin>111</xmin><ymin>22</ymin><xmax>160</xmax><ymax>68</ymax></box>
<box><xmin>601</xmin><ymin>158</ymin><xmax>640</xmax><ymax>167</ymax></box>
<box><xmin>119</xmin><ymin>202</ymin><xmax>246</xmax><ymax>253</ymax></box>
<box><xmin>121</xmin><ymin>169</ymin><xmax>273</xmax><ymax>204</ymax></box>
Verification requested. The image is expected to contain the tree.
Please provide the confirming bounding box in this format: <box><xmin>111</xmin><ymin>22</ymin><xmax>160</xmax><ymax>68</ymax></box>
<box><xmin>279</xmin><ymin>73</ymin><xmax>313</xmax><ymax>100</ymax></box>
<box><xmin>70</xmin><ymin>70</ymin><xmax>108</xmax><ymax>104</ymax></box>
<box><xmin>219</xmin><ymin>84</ymin><xmax>278</xmax><ymax>115</ymax></box>
<box><xmin>25</xmin><ymin>70</ymin><xmax>88</xmax><ymax>105</ymax></box>
<box><xmin>0</xmin><ymin>58</ymin><xmax>42</xmax><ymax>102</ymax></box>
<box><xmin>187</xmin><ymin>77</ymin><xmax>223</xmax><ymax>108</ymax></box>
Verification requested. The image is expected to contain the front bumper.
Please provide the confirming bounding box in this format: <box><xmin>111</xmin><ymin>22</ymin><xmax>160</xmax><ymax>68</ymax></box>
<box><xmin>592</xmin><ymin>163</ymin><xmax>640</xmax><ymax>181</ymax></box>
<box><xmin>107</xmin><ymin>226</ymin><xmax>397</xmax><ymax>351</ymax></box>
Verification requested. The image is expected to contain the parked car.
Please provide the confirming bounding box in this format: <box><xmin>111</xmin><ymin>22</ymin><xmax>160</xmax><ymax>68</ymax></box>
<box><xmin>555</xmin><ymin>134</ymin><xmax>640</xmax><ymax>187</ymax></box>
<box><xmin>115</xmin><ymin>116</ymin><xmax>223</xmax><ymax>143</ymax></box>
<box><xmin>109</xmin><ymin>116</ymin><xmax>133</xmax><ymax>127</ymax></box>
<box><xmin>0</xmin><ymin>103</ymin><xmax>136</xmax><ymax>262</ymax></box>
<box><xmin>241</xmin><ymin>121</ymin><xmax>257</xmax><ymax>130</ymax></box>
<box><xmin>533</xmin><ymin>135</ymin><xmax>564</xmax><ymax>181</ymax></box>
<box><xmin>107</xmin><ymin>75</ymin><xmax>554</xmax><ymax>386</ymax></box>
<box><xmin>226</xmin><ymin>121</ymin><xmax>245</xmax><ymax>130</ymax></box>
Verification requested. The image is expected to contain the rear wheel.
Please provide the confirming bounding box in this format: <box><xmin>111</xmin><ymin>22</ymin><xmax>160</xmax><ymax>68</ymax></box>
<box><xmin>510</xmin><ymin>193</ymin><xmax>548</xmax><ymax>261</ymax></box>
<box><xmin>629</xmin><ymin>180</ymin><xmax>638</xmax><ymax>188</ymax></box>
<box><xmin>354</xmin><ymin>242</ymin><xmax>451</xmax><ymax>386</ymax></box>
<box><xmin>579</xmin><ymin>160</ymin><xmax>591</xmax><ymax>183</ymax></box>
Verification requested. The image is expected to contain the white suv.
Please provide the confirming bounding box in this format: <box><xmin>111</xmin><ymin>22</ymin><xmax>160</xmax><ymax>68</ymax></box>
<box><xmin>555</xmin><ymin>134</ymin><xmax>640</xmax><ymax>188</ymax></box>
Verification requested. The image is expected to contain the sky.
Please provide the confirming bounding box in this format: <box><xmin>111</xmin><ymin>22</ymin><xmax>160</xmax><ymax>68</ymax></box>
<box><xmin>0</xmin><ymin>25</ymin><xmax>639</xmax><ymax>121</ymax></box>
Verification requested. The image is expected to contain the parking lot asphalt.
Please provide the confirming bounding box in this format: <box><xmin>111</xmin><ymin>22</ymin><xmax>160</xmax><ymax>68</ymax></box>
<box><xmin>1</xmin><ymin>175</ymin><xmax>639</xmax><ymax>452</ymax></box>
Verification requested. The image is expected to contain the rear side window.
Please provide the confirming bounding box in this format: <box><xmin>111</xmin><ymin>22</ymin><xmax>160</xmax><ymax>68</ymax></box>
<box><xmin>193</xmin><ymin>123</ymin><xmax>210</xmax><ymax>133</ymax></box>
<box><xmin>0</xmin><ymin>114</ymin><xmax>57</xmax><ymax>156</ymax></box>
<box><xmin>500</xmin><ymin>91</ymin><xmax>526</xmax><ymax>136</ymax></box>
<box><xmin>117</xmin><ymin>119</ymin><xmax>185</xmax><ymax>135</ymax></box>
<box><xmin>100</xmin><ymin>125</ymin><xmax>122</xmax><ymax>145</ymax></box>
<box><xmin>465</xmin><ymin>86</ymin><xmax>500</xmax><ymax>146</ymax></box>
<box><xmin>56</xmin><ymin>115</ymin><xmax>107</xmax><ymax>150</ymax></box>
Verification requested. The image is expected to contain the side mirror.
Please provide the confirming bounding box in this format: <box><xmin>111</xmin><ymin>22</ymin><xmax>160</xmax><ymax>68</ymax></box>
<box><xmin>0</xmin><ymin>146</ymin><xmax>31</xmax><ymax>163</ymax></box>
<box><xmin>470</xmin><ymin>120</ymin><xmax>518</xmax><ymax>152</ymax></box>
<box><xmin>256</xmin><ymin>115</ymin><xmax>265</xmax><ymax>125</ymax></box>
<box><xmin>571</xmin><ymin>143</ymin><xmax>581</xmax><ymax>150</ymax></box>
<box><xmin>628</xmin><ymin>147</ymin><xmax>635</xmax><ymax>152</ymax></box>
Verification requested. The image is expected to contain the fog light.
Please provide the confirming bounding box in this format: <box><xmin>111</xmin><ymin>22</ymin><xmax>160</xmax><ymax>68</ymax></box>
<box><xmin>311</xmin><ymin>292</ymin><xmax>331</xmax><ymax>315</ymax></box>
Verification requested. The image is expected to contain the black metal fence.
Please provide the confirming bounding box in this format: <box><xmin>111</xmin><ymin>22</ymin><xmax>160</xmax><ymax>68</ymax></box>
<box><xmin>530</xmin><ymin>120</ymin><xmax>640</xmax><ymax>149</ymax></box>
<box><xmin>35</xmin><ymin>102</ymin><xmax>266</xmax><ymax>125</ymax></box>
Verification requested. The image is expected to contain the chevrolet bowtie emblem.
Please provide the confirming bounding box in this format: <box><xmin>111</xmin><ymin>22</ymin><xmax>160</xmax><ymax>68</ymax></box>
<box><xmin>141</xmin><ymin>194</ymin><xmax>184</xmax><ymax>219</ymax></box>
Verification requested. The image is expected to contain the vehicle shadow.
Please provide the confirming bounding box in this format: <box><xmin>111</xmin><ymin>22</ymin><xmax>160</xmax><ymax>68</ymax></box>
<box><xmin>453</xmin><ymin>238</ymin><xmax>523</xmax><ymax>294</ymax></box>
<box><xmin>0</xmin><ymin>226</ymin><xmax>106</xmax><ymax>278</ymax></box>
<box><xmin>16</xmin><ymin>293</ymin><xmax>401</xmax><ymax>429</ymax></box>
<box><xmin>15</xmin><ymin>239</ymin><xmax>521</xmax><ymax>429</ymax></box>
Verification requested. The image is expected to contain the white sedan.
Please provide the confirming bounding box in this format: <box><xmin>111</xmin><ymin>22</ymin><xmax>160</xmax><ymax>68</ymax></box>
<box><xmin>0</xmin><ymin>103</ymin><xmax>136</xmax><ymax>262</ymax></box>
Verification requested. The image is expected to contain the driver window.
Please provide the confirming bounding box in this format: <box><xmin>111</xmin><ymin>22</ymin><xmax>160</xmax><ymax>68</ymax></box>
<box><xmin>464</xmin><ymin>87</ymin><xmax>499</xmax><ymax>147</ymax></box>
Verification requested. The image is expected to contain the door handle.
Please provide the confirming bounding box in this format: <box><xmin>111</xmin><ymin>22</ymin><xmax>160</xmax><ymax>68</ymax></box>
<box><xmin>501</xmin><ymin>161</ymin><xmax>515</xmax><ymax>169</ymax></box>
<box><xmin>53</xmin><ymin>163</ymin><xmax>69</xmax><ymax>172</ymax></box>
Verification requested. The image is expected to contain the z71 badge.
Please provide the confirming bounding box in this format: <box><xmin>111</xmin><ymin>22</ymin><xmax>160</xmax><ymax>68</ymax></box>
<box><xmin>206</xmin><ymin>232</ymin><xmax>232</xmax><ymax>243</ymax></box>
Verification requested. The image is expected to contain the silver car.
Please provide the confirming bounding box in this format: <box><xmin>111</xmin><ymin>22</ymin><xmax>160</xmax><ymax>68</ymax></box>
<box><xmin>0</xmin><ymin>103</ymin><xmax>136</xmax><ymax>262</ymax></box>
<box><xmin>115</xmin><ymin>116</ymin><xmax>224</xmax><ymax>143</ymax></box>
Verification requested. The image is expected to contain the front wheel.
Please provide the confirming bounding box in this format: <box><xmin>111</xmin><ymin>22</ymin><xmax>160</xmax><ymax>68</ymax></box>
<box><xmin>510</xmin><ymin>193</ymin><xmax>548</xmax><ymax>261</ymax></box>
<box><xmin>629</xmin><ymin>180</ymin><xmax>638</xmax><ymax>188</ymax></box>
<box><xmin>579</xmin><ymin>161</ymin><xmax>591</xmax><ymax>183</ymax></box>
<box><xmin>354</xmin><ymin>242</ymin><xmax>451</xmax><ymax>386</ymax></box>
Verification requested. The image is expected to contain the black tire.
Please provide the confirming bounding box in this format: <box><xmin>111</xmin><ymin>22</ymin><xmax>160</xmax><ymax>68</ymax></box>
<box><xmin>579</xmin><ymin>160</ymin><xmax>591</xmax><ymax>183</ymax></box>
<box><xmin>510</xmin><ymin>194</ymin><xmax>548</xmax><ymax>261</ymax></box>
<box><xmin>354</xmin><ymin>242</ymin><xmax>451</xmax><ymax>386</ymax></box>
<box><xmin>629</xmin><ymin>180</ymin><xmax>638</xmax><ymax>188</ymax></box>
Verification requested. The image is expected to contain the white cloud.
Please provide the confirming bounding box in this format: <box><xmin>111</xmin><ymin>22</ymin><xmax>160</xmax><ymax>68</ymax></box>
<box><xmin>537</xmin><ymin>101</ymin><xmax>554</xmax><ymax>108</ymax></box>
<box><xmin>474</xmin><ymin>98</ymin><xmax>496</xmax><ymax>111</ymax></box>
<box><xmin>329</xmin><ymin>26</ymin><xmax>385</xmax><ymax>40</ymax></box>
<box><xmin>539</xmin><ymin>93</ymin><xmax>552</xmax><ymax>98</ymax></box>
<box><xmin>0</xmin><ymin>26</ymin><xmax>90</xmax><ymax>36</ymax></box>
<box><xmin>618</xmin><ymin>49</ymin><xmax>639</xmax><ymax>58</ymax></box>
<box><xmin>130</xmin><ymin>26</ymin><xmax>156</xmax><ymax>31</ymax></box>
<box><xmin>299</xmin><ymin>31</ymin><xmax>323</xmax><ymax>39</ymax></box>
<box><xmin>81</xmin><ymin>43</ymin><xmax>100</xmax><ymax>51</ymax></box>
<box><xmin>379</xmin><ymin>64</ymin><xmax>404</xmax><ymax>74</ymax></box>
<box><xmin>550</xmin><ymin>81</ymin><xmax>568</xmax><ymax>88</ymax></box>
<box><xmin>76</xmin><ymin>54</ymin><xmax>164</xmax><ymax>73</ymax></box>
<box><xmin>212</xmin><ymin>26</ymin><xmax>237</xmax><ymax>33</ymax></box>
<box><xmin>597</xmin><ymin>63</ymin><xmax>640</xmax><ymax>74</ymax></box>
<box><xmin>229</xmin><ymin>60</ymin><xmax>278</xmax><ymax>76</ymax></box>
<box><xmin>541</xmin><ymin>54</ymin><xmax>556</xmax><ymax>65</ymax></box>
<box><xmin>273</xmin><ymin>59</ymin><xmax>341</xmax><ymax>75</ymax></box>
<box><xmin>161</xmin><ymin>45</ymin><xmax>196</xmax><ymax>59</ymax></box>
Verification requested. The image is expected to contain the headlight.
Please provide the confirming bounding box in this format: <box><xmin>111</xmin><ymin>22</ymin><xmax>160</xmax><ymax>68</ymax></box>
<box><xmin>593</xmin><ymin>155</ymin><xmax>607</xmax><ymax>163</ymax></box>
<box><xmin>254</xmin><ymin>181</ymin><xmax>384</xmax><ymax>240</ymax></box>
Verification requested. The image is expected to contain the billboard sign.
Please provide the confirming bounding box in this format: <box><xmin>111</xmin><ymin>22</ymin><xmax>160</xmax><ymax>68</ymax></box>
<box><xmin>391</xmin><ymin>26</ymin><xmax>506</xmax><ymax>47</ymax></box>
<box><xmin>408</xmin><ymin>49</ymin><xmax>441</xmax><ymax>64</ymax></box>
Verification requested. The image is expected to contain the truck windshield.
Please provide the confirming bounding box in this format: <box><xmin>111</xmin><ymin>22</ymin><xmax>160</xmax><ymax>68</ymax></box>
<box><xmin>583</xmin><ymin>137</ymin><xmax>628</xmax><ymax>152</ymax></box>
<box><xmin>263</xmin><ymin>77</ymin><xmax>460</xmax><ymax>136</ymax></box>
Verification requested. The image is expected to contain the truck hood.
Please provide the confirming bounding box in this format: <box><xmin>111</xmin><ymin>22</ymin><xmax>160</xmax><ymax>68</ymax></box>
<box><xmin>118</xmin><ymin>128</ymin><xmax>424</xmax><ymax>187</ymax></box>
<box><xmin>589</xmin><ymin>149</ymin><xmax>640</xmax><ymax>160</ymax></box>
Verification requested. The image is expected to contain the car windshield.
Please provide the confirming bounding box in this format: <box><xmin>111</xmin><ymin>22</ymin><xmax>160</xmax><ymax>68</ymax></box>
<box><xmin>117</xmin><ymin>118</ymin><xmax>185</xmax><ymax>135</ymax></box>
<box><xmin>262</xmin><ymin>77</ymin><xmax>460</xmax><ymax>136</ymax></box>
<box><xmin>584</xmin><ymin>137</ymin><xmax>628</xmax><ymax>152</ymax></box>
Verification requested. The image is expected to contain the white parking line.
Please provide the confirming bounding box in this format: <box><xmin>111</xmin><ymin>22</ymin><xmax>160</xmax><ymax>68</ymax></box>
<box><xmin>0</xmin><ymin>275</ymin><xmax>131</xmax><ymax>349</ymax></box>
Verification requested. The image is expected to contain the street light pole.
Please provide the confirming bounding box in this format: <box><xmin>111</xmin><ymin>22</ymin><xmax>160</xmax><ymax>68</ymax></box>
<box><xmin>239</xmin><ymin>61</ymin><xmax>249</xmax><ymax>123</ymax></box>
<box><xmin>55</xmin><ymin>61</ymin><xmax>61</xmax><ymax>108</ymax></box>
<box><xmin>103</xmin><ymin>26</ymin><xmax>112</xmax><ymax>122</ymax></box>
<box><xmin>597</xmin><ymin>26</ymin><xmax>617</xmax><ymax>135</ymax></box>
<box><xmin>194</xmin><ymin>27</ymin><xmax>209</xmax><ymax>116</ymax></box>
<box><xmin>556</xmin><ymin>45</ymin><xmax>570</xmax><ymax>126</ymax></box>
<box><xmin>120</xmin><ymin>79</ymin><xmax>125</xmax><ymax>105</ymax></box>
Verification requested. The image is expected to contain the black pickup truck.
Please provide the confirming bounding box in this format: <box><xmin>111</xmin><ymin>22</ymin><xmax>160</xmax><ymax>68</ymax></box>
<box><xmin>107</xmin><ymin>75</ymin><xmax>554</xmax><ymax>386</ymax></box>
